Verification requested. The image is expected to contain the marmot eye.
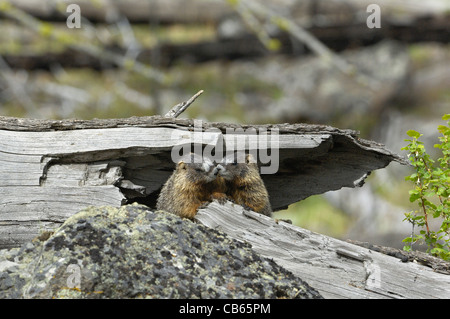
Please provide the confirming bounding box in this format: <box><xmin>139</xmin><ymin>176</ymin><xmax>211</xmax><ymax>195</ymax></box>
<box><xmin>195</xmin><ymin>168</ymin><xmax>203</xmax><ymax>172</ymax></box>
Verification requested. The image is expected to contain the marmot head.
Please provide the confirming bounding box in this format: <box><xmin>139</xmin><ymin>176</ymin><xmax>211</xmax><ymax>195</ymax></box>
<box><xmin>176</xmin><ymin>153</ymin><xmax>220</xmax><ymax>184</ymax></box>
<box><xmin>217</xmin><ymin>152</ymin><xmax>257</xmax><ymax>181</ymax></box>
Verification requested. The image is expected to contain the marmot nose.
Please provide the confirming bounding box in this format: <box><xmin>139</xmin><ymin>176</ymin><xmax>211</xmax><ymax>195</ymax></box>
<box><xmin>215</xmin><ymin>164</ymin><xmax>225</xmax><ymax>175</ymax></box>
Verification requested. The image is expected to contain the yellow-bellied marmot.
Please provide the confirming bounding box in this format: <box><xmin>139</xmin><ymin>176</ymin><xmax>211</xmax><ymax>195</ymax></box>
<box><xmin>156</xmin><ymin>153</ymin><xmax>226</xmax><ymax>219</ymax></box>
<box><xmin>218</xmin><ymin>152</ymin><xmax>272</xmax><ymax>216</ymax></box>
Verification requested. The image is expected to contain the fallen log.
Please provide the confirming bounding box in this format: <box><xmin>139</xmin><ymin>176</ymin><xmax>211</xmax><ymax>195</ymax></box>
<box><xmin>4</xmin><ymin>0</ymin><xmax>448</xmax><ymax>25</ymax></box>
<box><xmin>195</xmin><ymin>201</ymin><xmax>450</xmax><ymax>299</ymax></box>
<box><xmin>1</xmin><ymin>0</ymin><xmax>231</xmax><ymax>24</ymax></box>
<box><xmin>3</xmin><ymin>17</ymin><xmax>449</xmax><ymax>71</ymax></box>
<box><xmin>0</xmin><ymin>115</ymin><xmax>405</xmax><ymax>249</ymax></box>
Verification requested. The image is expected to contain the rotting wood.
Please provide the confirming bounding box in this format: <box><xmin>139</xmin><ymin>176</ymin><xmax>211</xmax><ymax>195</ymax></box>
<box><xmin>0</xmin><ymin>115</ymin><xmax>405</xmax><ymax>249</ymax></box>
<box><xmin>195</xmin><ymin>201</ymin><xmax>450</xmax><ymax>299</ymax></box>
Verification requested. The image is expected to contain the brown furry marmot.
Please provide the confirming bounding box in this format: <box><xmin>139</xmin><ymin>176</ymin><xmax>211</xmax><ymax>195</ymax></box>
<box><xmin>156</xmin><ymin>154</ymin><xmax>226</xmax><ymax>219</ymax></box>
<box><xmin>218</xmin><ymin>153</ymin><xmax>272</xmax><ymax>216</ymax></box>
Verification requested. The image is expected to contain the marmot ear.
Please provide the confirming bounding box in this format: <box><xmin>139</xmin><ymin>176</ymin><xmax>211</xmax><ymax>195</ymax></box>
<box><xmin>246</xmin><ymin>154</ymin><xmax>256</xmax><ymax>164</ymax></box>
<box><xmin>177</xmin><ymin>161</ymin><xmax>186</xmax><ymax>170</ymax></box>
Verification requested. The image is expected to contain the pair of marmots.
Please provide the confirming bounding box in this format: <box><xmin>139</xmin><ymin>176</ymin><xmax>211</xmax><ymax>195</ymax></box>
<box><xmin>156</xmin><ymin>153</ymin><xmax>272</xmax><ymax>219</ymax></box>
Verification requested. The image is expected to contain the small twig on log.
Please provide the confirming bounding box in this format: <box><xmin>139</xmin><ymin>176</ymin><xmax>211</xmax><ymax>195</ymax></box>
<box><xmin>164</xmin><ymin>90</ymin><xmax>204</xmax><ymax>118</ymax></box>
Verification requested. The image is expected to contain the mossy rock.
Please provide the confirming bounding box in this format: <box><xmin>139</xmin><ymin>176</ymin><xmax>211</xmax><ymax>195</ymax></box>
<box><xmin>0</xmin><ymin>204</ymin><xmax>322</xmax><ymax>299</ymax></box>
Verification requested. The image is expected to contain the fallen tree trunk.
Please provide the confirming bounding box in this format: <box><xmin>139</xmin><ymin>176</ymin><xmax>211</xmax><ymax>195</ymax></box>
<box><xmin>0</xmin><ymin>115</ymin><xmax>404</xmax><ymax>249</ymax></box>
<box><xmin>2</xmin><ymin>0</ymin><xmax>449</xmax><ymax>71</ymax></box>
<box><xmin>4</xmin><ymin>0</ymin><xmax>448</xmax><ymax>25</ymax></box>
<box><xmin>3</xmin><ymin>17</ymin><xmax>449</xmax><ymax>71</ymax></box>
<box><xmin>196</xmin><ymin>201</ymin><xmax>450</xmax><ymax>299</ymax></box>
<box><xmin>1</xmin><ymin>0</ymin><xmax>231</xmax><ymax>24</ymax></box>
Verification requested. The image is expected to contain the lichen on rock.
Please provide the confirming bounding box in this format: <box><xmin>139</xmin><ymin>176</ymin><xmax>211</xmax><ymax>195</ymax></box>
<box><xmin>0</xmin><ymin>204</ymin><xmax>322</xmax><ymax>299</ymax></box>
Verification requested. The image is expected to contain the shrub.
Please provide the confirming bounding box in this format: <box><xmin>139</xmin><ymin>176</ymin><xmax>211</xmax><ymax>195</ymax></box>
<box><xmin>402</xmin><ymin>114</ymin><xmax>450</xmax><ymax>260</ymax></box>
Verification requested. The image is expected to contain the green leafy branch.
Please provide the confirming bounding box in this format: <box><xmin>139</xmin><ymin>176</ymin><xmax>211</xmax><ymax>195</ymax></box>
<box><xmin>402</xmin><ymin>114</ymin><xmax>450</xmax><ymax>260</ymax></box>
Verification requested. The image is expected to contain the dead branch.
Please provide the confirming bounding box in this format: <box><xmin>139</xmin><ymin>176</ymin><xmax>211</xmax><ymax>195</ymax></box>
<box><xmin>164</xmin><ymin>90</ymin><xmax>204</xmax><ymax>118</ymax></box>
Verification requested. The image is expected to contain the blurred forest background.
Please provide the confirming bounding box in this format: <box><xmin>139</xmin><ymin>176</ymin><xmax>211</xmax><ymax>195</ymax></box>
<box><xmin>0</xmin><ymin>0</ymin><xmax>449</xmax><ymax>248</ymax></box>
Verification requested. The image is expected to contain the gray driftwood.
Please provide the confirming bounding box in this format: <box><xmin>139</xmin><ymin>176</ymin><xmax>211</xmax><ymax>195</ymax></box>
<box><xmin>0</xmin><ymin>115</ymin><xmax>404</xmax><ymax>249</ymax></box>
<box><xmin>196</xmin><ymin>201</ymin><xmax>450</xmax><ymax>299</ymax></box>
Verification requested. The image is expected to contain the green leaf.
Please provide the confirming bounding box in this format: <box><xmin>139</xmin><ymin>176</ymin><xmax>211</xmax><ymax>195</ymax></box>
<box><xmin>409</xmin><ymin>190</ymin><xmax>421</xmax><ymax>202</ymax></box>
<box><xmin>442</xmin><ymin>114</ymin><xmax>450</xmax><ymax>121</ymax></box>
<box><xmin>433</xmin><ymin>210</ymin><xmax>441</xmax><ymax>218</ymax></box>
<box><xmin>407</xmin><ymin>130</ymin><xmax>422</xmax><ymax>139</ymax></box>
<box><xmin>431</xmin><ymin>247</ymin><xmax>450</xmax><ymax>258</ymax></box>
<box><xmin>437</xmin><ymin>125</ymin><xmax>450</xmax><ymax>134</ymax></box>
<box><xmin>402</xmin><ymin>237</ymin><xmax>413</xmax><ymax>243</ymax></box>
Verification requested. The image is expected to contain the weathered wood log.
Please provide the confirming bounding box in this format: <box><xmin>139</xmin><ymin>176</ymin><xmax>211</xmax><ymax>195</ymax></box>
<box><xmin>0</xmin><ymin>115</ymin><xmax>405</xmax><ymax>249</ymax></box>
<box><xmin>2</xmin><ymin>0</ymin><xmax>231</xmax><ymax>24</ymax></box>
<box><xmin>195</xmin><ymin>201</ymin><xmax>450</xmax><ymax>299</ymax></box>
<box><xmin>2</xmin><ymin>1</ymin><xmax>448</xmax><ymax>71</ymax></box>
<box><xmin>3</xmin><ymin>17</ymin><xmax>449</xmax><ymax>71</ymax></box>
<box><xmin>4</xmin><ymin>0</ymin><xmax>448</xmax><ymax>24</ymax></box>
